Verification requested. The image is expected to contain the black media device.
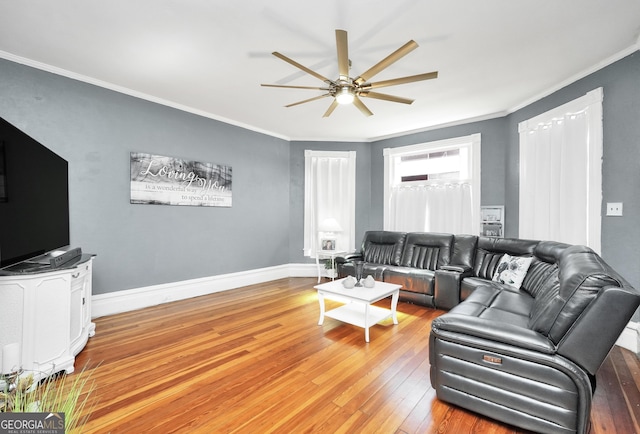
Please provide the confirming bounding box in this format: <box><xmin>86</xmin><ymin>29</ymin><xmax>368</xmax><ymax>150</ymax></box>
<box><xmin>0</xmin><ymin>117</ymin><xmax>70</xmax><ymax>269</ymax></box>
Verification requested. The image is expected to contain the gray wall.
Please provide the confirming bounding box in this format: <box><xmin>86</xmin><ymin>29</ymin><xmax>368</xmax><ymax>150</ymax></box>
<box><xmin>0</xmin><ymin>59</ymin><xmax>291</xmax><ymax>295</ymax></box>
<box><xmin>365</xmin><ymin>51</ymin><xmax>640</xmax><ymax>320</ymax></box>
<box><xmin>505</xmin><ymin>51</ymin><xmax>640</xmax><ymax>296</ymax></box>
<box><xmin>288</xmin><ymin>141</ymin><xmax>372</xmax><ymax>264</ymax></box>
<box><xmin>1</xmin><ymin>50</ymin><xmax>639</xmax><ymax>303</ymax></box>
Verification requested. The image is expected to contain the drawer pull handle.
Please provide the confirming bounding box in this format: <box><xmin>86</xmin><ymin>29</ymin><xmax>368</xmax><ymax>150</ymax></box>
<box><xmin>72</xmin><ymin>273</ymin><xmax>80</xmax><ymax>278</ymax></box>
<box><xmin>483</xmin><ymin>355</ymin><xmax>502</xmax><ymax>365</ymax></box>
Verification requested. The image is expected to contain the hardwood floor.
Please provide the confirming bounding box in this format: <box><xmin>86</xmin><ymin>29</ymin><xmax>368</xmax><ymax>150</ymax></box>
<box><xmin>73</xmin><ymin>278</ymin><xmax>640</xmax><ymax>433</ymax></box>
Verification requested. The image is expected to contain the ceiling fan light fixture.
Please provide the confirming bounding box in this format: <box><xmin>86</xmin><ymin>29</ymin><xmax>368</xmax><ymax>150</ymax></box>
<box><xmin>263</xmin><ymin>29</ymin><xmax>439</xmax><ymax>117</ymax></box>
<box><xmin>336</xmin><ymin>87</ymin><xmax>355</xmax><ymax>105</ymax></box>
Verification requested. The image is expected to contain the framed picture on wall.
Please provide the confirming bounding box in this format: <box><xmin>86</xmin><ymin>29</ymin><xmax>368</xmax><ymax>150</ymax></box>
<box><xmin>129</xmin><ymin>152</ymin><xmax>232</xmax><ymax>207</ymax></box>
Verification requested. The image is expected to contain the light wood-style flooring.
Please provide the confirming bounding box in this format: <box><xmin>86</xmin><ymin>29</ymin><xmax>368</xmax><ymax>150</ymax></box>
<box><xmin>73</xmin><ymin>278</ymin><xmax>640</xmax><ymax>433</ymax></box>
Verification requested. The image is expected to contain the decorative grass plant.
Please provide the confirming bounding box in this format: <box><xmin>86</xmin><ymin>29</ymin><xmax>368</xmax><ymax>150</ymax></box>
<box><xmin>0</xmin><ymin>366</ymin><xmax>96</xmax><ymax>433</ymax></box>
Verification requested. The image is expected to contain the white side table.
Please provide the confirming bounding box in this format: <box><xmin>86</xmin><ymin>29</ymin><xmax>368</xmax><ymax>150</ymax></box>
<box><xmin>315</xmin><ymin>250</ymin><xmax>346</xmax><ymax>283</ymax></box>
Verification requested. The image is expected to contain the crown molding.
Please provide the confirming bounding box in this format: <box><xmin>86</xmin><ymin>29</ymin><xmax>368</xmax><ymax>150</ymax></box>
<box><xmin>2</xmin><ymin>41</ymin><xmax>639</xmax><ymax>144</ymax></box>
<box><xmin>507</xmin><ymin>43</ymin><xmax>639</xmax><ymax>115</ymax></box>
<box><xmin>0</xmin><ymin>50</ymin><xmax>291</xmax><ymax>142</ymax></box>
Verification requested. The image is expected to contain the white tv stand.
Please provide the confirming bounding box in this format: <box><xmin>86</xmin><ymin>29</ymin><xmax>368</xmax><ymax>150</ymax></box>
<box><xmin>0</xmin><ymin>255</ymin><xmax>95</xmax><ymax>382</ymax></box>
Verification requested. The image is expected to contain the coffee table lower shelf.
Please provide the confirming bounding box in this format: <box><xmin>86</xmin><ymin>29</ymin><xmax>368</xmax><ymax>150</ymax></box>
<box><xmin>323</xmin><ymin>303</ymin><xmax>393</xmax><ymax>329</ymax></box>
<box><xmin>319</xmin><ymin>301</ymin><xmax>397</xmax><ymax>342</ymax></box>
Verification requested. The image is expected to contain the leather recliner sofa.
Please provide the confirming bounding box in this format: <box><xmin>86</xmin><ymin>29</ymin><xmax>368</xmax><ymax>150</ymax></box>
<box><xmin>337</xmin><ymin>231</ymin><xmax>640</xmax><ymax>433</ymax></box>
<box><xmin>338</xmin><ymin>231</ymin><xmax>456</xmax><ymax>307</ymax></box>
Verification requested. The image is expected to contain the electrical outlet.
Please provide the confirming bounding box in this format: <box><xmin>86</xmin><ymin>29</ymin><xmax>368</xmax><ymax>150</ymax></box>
<box><xmin>606</xmin><ymin>202</ymin><xmax>623</xmax><ymax>216</ymax></box>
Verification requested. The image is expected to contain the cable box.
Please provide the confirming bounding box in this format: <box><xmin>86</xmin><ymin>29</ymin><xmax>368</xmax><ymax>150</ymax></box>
<box><xmin>50</xmin><ymin>247</ymin><xmax>83</xmax><ymax>268</ymax></box>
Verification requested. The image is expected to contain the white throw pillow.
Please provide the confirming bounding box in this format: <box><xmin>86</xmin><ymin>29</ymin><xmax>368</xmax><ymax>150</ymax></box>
<box><xmin>492</xmin><ymin>254</ymin><xmax>533</xmax><ymax>289</ymax></box>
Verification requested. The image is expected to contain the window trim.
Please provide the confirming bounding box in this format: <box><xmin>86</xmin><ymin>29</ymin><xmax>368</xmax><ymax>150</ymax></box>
<box><xmin>383</xmin><ymin>133</ymin><xmax>481</xmax><ymax>232</ymax></box>
<box><xmin>303</xmin><ymin>150</ymin><xmax>356</xmax><ymax>257</ymax></box>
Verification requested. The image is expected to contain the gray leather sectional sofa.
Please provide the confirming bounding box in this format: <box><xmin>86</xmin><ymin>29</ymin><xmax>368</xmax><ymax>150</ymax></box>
<box><xmin>337</xmin><ymin>231</ymin><xmax>640</xmax><ymax>434</ymax></box>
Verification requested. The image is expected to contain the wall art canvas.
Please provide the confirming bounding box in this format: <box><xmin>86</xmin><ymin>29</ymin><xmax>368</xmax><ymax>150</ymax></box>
<box><xmin>130</xmin><ymin>152</ymin><xmax>232</xmax><ymax>207</ymax></box>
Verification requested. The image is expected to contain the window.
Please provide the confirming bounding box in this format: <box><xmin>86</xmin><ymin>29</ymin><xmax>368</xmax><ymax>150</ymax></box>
<box><xmin>384</xmin><ymin>134</ymin><xmax>481</xmax><ymax>234</ymax></box>
<box><xmin>518</xmin><ymin>88</ymin><xmax>602</xmax><ymax>253</ymax></box>
<box><xmin>399</xmin><ymin>149</ymin><xmax>462</xmax><ymax>182</ymax></box>
<box><xmin>303</xmin><ymin>150</ymin><xmax>356</xmax><ymax>257</ymax></box>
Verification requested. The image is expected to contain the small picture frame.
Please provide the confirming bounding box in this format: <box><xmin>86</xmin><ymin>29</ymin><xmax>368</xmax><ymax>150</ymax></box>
<box><xmin>481</xmin><ymin>206</ymin><xmax>504</xmax><ymax>237</ymax></box>
<box><xmin>481</xmin><ymin>222</ymin><xmax>503</xmax><ymax>237</ymax></box>
<box><xmin>320</xmin><ymin>238</ymin><xmax>336</xmax><ymax>251</ymax></box>
<box><xmin>481</xmin><ymin>206</ymin><xmax>503</xmax><ymax>222</ymax></box>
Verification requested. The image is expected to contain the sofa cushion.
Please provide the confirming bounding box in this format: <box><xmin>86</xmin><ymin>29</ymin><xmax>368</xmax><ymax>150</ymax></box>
<box><xmin>361</xmin><ymin>231</ymin><xmax>407</xmax><ymax>266</ymax></box>
<box><xmin>460</xmin><ymin>277</ymin><xmax>503</xmax><ymax>301</ymax></box>
<box><xmin>339</xmin><ymin>262</ymin><xmax>387</xmax><ymax>281</ymax></box>
<box><xmin>473</xmin><ymin>251</ymin><xmax>504</xmax><ymax>280</ymax></box>
<box><xmin>400</xmin><ymin>232</ymin><xmax>453</xmax><ymax>270</ymax></box>
<box><xmin>451</xmin><ymin>235</ymin><xmax>478</xmax><ymax>269</ymax></box>
<box><xmin>384</xmin><ymin>266</ymin><xmax>435</xmax><ymax>295</ymax></box>
<box><xmin>473</xmin><ymin>237</ymin><xmax>538</xmax><ymax>280</ymax></box>
<box><xmin>521</xmin><ymin>258</ymin><xmax>559</xmax><ymax>298</ymax></box>
<box><xmin>449</xmin><ymin>285</ymin><xmax>532</xmax><ymax>328</ymax></box>
<box><xmin>527</xmin><ymin>270</ymin><xmax>561</xmax><ymax>335</ymax></box>
<box><xmin>361</xmin><ymin>264</ymin><xmax>387</xmax><ymax>281</ymax></box>
<box><xmin>520</xmin><ymin>241</ymin><xmax>567</xmax><ymax>298</ymax></box>
<box><xmin>492</xmin><ymin>254</ymin><xmax>533</xmax><ymax>290</ymax></box>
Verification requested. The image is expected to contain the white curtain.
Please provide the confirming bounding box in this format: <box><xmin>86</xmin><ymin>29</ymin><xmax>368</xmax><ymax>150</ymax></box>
<box><xmin>388</xmin><ymin>182</ymin><xmax>474</xmax><ymax>234</ymax></box>
<box><xmin>519</xmin><ymin>88</ymin><xmax>602</xmax><ymax>252</ymax></box>
<box><xmin>303</xmin><ymin>151</ymin><xmax>356</xmax><ymax>257</ymax></box>
<box><xmin>383</xmin><ymin>134</ymin><xmax>481</xmax><ymax>235</ymax></box>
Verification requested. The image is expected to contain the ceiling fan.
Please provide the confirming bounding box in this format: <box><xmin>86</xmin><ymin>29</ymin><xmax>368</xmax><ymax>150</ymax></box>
<box><xmin>261</xmin><ymin>29</ymin><xmax>438</xmax><ymax>117</ymax></box>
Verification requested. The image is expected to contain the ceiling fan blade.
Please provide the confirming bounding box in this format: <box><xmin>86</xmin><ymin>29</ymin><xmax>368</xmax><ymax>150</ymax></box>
<box><xmin>354</xmin><ymin>40</ymin><xmax>418</xmax><ymax>85</ymax></box>
<box><xmin>272</xmin><ymin>52</ymin><xmax>332</xmax><ymax>83</ymax></box>
<box><xmin>322</xmin><ymin>100</ymin><xmax>339</xmax><ymax>118</ymax></box>
<box><xmin>363</xmin><ymin>71</ymin><xmax>438</xmax><ymax>89</ymax></box>
<box><xmin>262</xmin><ymin>84</ymin><xmax>331</xmax><ymax>91</ymax></box>
<box><xmin>353</xmin><ymin>96</ymin><xmax>373</xmax><ymax>117</ymax></box>
<box><xmin>285</xmin><ymin>93</ymin><xmax>331</xmax><ymax>108</ymax></box>
<box><xmin>336</xmin><ymin>29</ymin><xmax>349</xmax><ymax>78</ymax></box>
<box><xmin>359</xmin><ymin>91</ymin><xmax>414</xmax><ymax>105</ymax></box>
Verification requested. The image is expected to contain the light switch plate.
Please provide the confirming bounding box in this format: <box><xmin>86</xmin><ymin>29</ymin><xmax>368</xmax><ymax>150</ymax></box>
<box><xmin>606</xmin><ymin>202</ymin><xmax>623</xmax><ymax>216</ymax></box>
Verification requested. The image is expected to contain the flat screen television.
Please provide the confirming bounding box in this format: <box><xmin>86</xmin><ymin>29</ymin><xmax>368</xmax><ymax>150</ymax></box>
<box><xmin>0</xmin><ymin>117</ymin><xmax>70</xmax><ymax>269</ymax></box>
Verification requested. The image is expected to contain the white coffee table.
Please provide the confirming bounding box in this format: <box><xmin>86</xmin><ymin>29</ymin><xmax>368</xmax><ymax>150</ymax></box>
<box><xmin>314</xmin><ymin>278</ymin><xmax>401</xmax><ymax>342</ymax></box>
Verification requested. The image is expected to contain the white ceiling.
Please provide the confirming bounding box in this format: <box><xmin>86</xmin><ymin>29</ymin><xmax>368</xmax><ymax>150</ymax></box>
<box><xmin>1</xmin><ymin>0</ymin><xmax>639</xmax><ymax>142</ymax></box>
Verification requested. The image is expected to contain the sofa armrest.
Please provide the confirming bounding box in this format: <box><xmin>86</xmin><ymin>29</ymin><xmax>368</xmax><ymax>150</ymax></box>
<box><xmin>434</xmin><ymin>265</ymin><xmax>473</xmax><ymax>310</ymax></box>
<box><xmin>336</xmin><ymin>253</ymin><xmax>364</xmax><ymax>279</ymax></box>
<box><xmin>430</xmin><ymin>313</ymin><xmax>593</xmax><ymax>434</ymax></box>
<box><xmin>556</xmin><ymin>285</ymin><xmax>640</xmax><ymax>375</ymax></box>
<box><xmin>335</xmin><ymin>252</ymin><xmax>362</xmax><ymax>264</ymax></box>
<box><xmin>432</xmin><ymin>314</ymin><xmax>555</xmax><ymax>354</ymax></box>
<box><xmin>440</xmin><ymin>265</ymin><xmax>472</xmax><ymax>273</ymax></box>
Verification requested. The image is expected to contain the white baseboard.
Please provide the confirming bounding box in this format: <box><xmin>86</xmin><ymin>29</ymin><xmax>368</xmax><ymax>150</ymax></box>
<box><xmin>92</xmin><ymin>264</ymin><xmax>639</xmax><ymax>354</ymax></box>
<box><xmin>287</xmin><ymin>263</ymin><xmax>319</xmax><ymax>278</ymax></box>
<box><xmin>92</xmin><ymin>263</ymin><xmax>318</xmax><ymax>318</ymax></box>
<box><xmin>616</xmin><ymin>321</ymin><xmax>639</xmax><ymax>354</ymax></box>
